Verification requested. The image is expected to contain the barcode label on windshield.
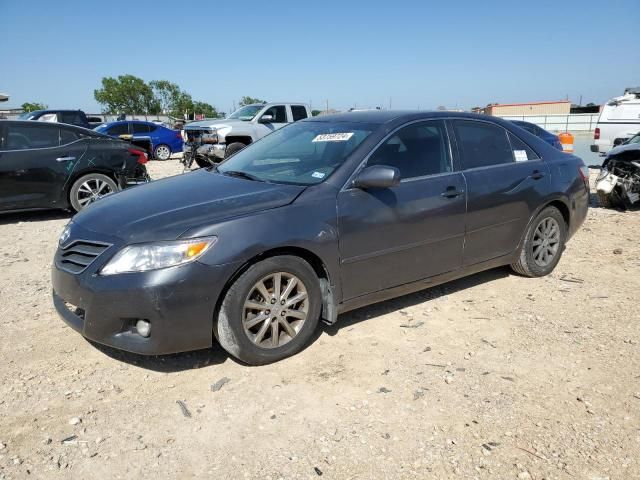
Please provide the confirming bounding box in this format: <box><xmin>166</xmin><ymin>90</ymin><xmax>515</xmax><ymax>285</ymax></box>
<box><xmin>312</xmin><ymin>133</ymin><xmax>354</xmax><ymax>142</ymax></box>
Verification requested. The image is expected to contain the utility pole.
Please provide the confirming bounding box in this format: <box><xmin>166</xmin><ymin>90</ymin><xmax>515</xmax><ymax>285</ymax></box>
<box><xmin>389</xmin><ymin>97</ymin><xmax>392</xmax><ymax>110</ymax></box>
<box><xmin>326</xmin><ymin>99</ymin><xmax>329</xmax><ymax>113</ymax></box>
<box><xmin>579</xmin><ymin>94</ymin><xmax>583</xmax><ymax>106</ymax></box>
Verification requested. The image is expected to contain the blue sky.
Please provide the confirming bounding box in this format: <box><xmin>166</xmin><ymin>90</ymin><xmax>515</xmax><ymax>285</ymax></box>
<box><xmin>1</xmin><ymin>0</ymin><xmax>639</xmax><ymax>114</ymax></box>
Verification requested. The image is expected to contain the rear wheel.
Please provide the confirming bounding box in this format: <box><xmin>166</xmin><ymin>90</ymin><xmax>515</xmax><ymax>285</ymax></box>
<box><xmin>214</xmin><ymin>256</ymin><xmax>321</xmax><ymax>365</ymax></box>
<box><xmin>511</xmin><ymin>206</ymin><xmax>566</xmax><ymax>277</ymax></box>
<box><xmin>153</xmin><ymin>144</ymin><xmax>171</xmax><ymax>160</ymax></box>
<box><xmin>69</xmin><ymin>173</ymin><xmax>118</xmax><ymax>212</ymax></box>
<box><xmin>224</xmin><ymin>142</ymin><xmax>247</xmax><ymax>158</ymax></box>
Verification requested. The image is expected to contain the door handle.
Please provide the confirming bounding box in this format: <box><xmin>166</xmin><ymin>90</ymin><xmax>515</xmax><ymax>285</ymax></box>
<box><xmin>530</xmin><ymin>170</ymin><xmax>546</xmax><ymax>180</ymax></box>
<box><xmin>441</xmin><ymin>187</ymin><xmax>464</xmax><ymax>198</ymax></box>
<box><xmin>56</xmin><ymin>156</ymin><xmax>76</xmax><ymax>162</ymax></box>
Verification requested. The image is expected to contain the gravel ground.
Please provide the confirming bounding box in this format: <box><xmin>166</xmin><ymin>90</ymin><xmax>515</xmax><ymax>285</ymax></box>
<box><xmin>0</xmin><ymin>161</ymin><xmax>638</xmax><ymax>479</ymax></box>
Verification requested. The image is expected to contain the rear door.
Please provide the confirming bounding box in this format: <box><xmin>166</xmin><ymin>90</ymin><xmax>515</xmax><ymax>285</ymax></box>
<box><xmin>337</xmin><ymin>120</ymin><xmax>466</xmax><ymax>299</ymax></box>
<box><xmin>0</xmin><ymin>123</ymin><xmax>86</xmax><ymax>210</ymax></box>
<box><xmin>450</xmin><ymin>119</ymin><xmax>550</xmax><ymax>266</ymax></box>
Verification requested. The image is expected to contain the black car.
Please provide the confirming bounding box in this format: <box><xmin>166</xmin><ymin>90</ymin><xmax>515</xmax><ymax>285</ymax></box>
<box><xmin>510</xmin><ymin>120</ymin><xmax>563</xmax><ymax>150</ymax></box>
<box><xmin>52</xmin><ymin>111</ymin><xmax>589</xmax><ymax>365</ymax></box>
<box><xmin>0</xmin><ymin>120</ymin><xmax>150</xmax><ymax>213</ymax></box>
<box><xmin>18</xmin><ymin>109</ymin><xmax>90</xmax><ymax>129</ymax></box>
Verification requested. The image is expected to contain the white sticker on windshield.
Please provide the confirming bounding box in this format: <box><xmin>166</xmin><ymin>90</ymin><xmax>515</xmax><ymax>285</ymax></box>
<box><xmin>311</xmin><ymin>171</ymin><xmax>326</xmax><ymax>179</ymax></box>
<box><xmin>312</xmin><ymin>132</ymin><xmax>354</xmax><ymax>143</ymax></box>
<box><xmin>514</xmin><ymin>150</ymin><xmax>529</xmax><ymax>162</ymax></box>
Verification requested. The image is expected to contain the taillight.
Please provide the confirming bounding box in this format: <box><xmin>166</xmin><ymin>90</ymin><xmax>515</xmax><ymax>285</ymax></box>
<box><xmin>128</xmin><ymin>148</ymin><xmax>148</xmax><ymax>164</ymax></box>
<box><xmin>594</xmin><ymin>127</ymin><xmax>600</xmax><ymax>140</ymax></box>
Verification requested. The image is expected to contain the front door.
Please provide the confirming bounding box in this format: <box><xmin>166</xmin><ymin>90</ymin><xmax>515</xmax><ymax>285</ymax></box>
<box><xmin>450</xmin><ymin>119</ymin><xmax>551</xmax><ymax>265</ymax></box>
<box><xmin>256</xmin><ymin>105</ymin><xmax>289</xmax><ymax>136</ymax></box>
<box><xmin>337</xmin><ymin>120</ymin><xmax>466</xmax><ymax>300</ymax></box>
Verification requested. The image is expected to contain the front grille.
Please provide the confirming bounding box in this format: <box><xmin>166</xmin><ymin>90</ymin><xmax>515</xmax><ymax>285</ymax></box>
<box><xmin>57</xmin><ymin>240</ymin><xmax>111</xmax><ymax>274</ymax></box>
<box><xmin>185</xmin><ymin>129</ymin><xmax>216</xmax><ymax>144</ymax></box>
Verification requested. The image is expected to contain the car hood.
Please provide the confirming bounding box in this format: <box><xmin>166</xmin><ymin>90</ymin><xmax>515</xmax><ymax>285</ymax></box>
<box><xmin>184</xmin><ymin>118</ymin><xmax>246</xmax><ymax>130</ymax></box>
<box><xmin>73</xmin><ymin>170</ymin><xmax>305</xmax><ymax>243</ymax></box>
<box><xmin>606</xmin><ymin>142</ymin><xmax>640</xmax><ymax>159</ymax></box>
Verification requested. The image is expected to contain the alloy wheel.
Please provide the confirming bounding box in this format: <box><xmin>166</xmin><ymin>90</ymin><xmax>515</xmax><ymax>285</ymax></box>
<box><xmin>242</xmin><ymin>272</ymin><xmax>309</xmax><ymax>349</ymax></box>
<box><xmin>532</xmin><ymin>217</ymin><xmax>560</xmax><ymax>267</ymax></box>
<box><xmin>76</xmin><ymin>177</ymin><xmax>114</xmax><ymax>207</ymax></box>
<box><xmin>155</xmin><ymin>145</ymin><xmax>171</xmax><ymax>160</ymax></box>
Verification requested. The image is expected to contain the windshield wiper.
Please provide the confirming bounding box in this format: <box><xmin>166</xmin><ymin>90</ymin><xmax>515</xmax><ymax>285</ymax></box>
<box><xmin>220</xmin><ymin>170</ymin><xmax>262</xmax><ymax>182</ymax></box>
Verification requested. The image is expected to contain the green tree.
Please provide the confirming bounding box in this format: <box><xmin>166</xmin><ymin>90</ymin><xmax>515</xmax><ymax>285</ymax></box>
<box><xmin>192</xmin><ymin>101</ymin><xmax>220</xmax><ymax>118</ymax></box>
<box><xmin>94</xmin><ymin>75</ymin><xmax>160</xmax><ymax>114</ymax></box>
<box><xmin>239</xmin><ymin>96</ymin><xmax>266</xmax><ymax>107</ymax></box>
<box><xmin>21</xmin><ymin>102</ymin><xmax>48</xmax><ymax>112</ymax></box>
<box><xmin>149</xmin><ymin>80</ymin><xmax>182</xmax><ymax>114</ymax></box>
<box><xmin>311</xmin><ymin>109</ymin><xmax>322</xmax><ymax>117</ymax></box>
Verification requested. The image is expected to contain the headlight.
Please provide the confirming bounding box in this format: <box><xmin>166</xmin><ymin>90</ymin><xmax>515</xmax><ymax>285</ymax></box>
<box><xmin>100</xmin><ymin>237</ymin><xmax>217</xmax><ymax>275</ymax></box>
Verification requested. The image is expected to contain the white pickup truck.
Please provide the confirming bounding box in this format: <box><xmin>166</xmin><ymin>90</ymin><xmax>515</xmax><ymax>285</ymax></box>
<box><xmin>183</xmin><ymin>102</ymin><xmax>311</xmax><ymax>168</ymax></box>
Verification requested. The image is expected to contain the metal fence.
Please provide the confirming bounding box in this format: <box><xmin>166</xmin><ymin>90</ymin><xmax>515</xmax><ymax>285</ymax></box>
<box><xmin>496</xmin><ymin>113</ymin><xmax>599</xmax><ymax>132</ymax></box>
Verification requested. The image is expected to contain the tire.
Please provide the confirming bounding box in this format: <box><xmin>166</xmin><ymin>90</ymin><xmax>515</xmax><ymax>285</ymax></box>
<box><xmin>511</xmin><ymin>206</ymin><xmax>566</xmax><ymax>277</ymax></box>
<box><xmin>69</xmin><ymin>173</ymin><xmax>119</xmax><ymax>212</ymax></box>
<box><xmin>224</xmin><ymin>142</ymin><xmax>247</xmax><ymax>158</ymax></box>
<box><xmin>596</xmin><ymin>190</ymin><xmax>620</xmax><ymax>209</ymax></box>
<box><xmin>153</xmin><ymin>144</ymin><xmax>171</xmax><ymax>161</ymax></box>
<box><xmin>214</xmin><ymin>256</ymin><xmax>322</xmax><ymax>365</ymax></box>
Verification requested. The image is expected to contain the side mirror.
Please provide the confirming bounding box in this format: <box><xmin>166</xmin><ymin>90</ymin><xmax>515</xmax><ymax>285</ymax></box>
<box><xmin>353</xmin><ymin>165</ymin><xmax>401</xmax><ymax>189</ymax></box>
<box><xmin>259</xmin><ymin>114</ymin><xmax>274</xmax><ymax>123</ymax></box>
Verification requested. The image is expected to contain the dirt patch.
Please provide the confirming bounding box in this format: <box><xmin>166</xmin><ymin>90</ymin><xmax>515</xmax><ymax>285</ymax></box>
<box><xmin>0</xmin><ymin>163</ymin><xmax>638</xmax><ymax>479</ymax></box>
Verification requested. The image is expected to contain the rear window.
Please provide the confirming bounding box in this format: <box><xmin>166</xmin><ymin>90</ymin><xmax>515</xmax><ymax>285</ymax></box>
<box><xmin>291</xmin><ymin>105</ymin><xmax>308</xmax><ymax>121</ymax></box>
<box><xmin>132</xmin><ymin>123</ymin><xmax>151</xmax><ymax>134</ymax></box>
<box><xmin>60</xmin><ymin>128</ymin><xmax>80</xmax><ymax>145</ymax></box>
<box><xmin>453</xmin><ymin>120</ymin><xmax>513</xmax><ymax>169</ymax></box>
<box><xmin>507</xmin><ymin>132</ymin><xmax>540</xmax><ymax>161</ymax></box>
<box><xmin>60</xmin><ymin>111</ymin><xmax>85</xmax><ymax>126</ymax></box>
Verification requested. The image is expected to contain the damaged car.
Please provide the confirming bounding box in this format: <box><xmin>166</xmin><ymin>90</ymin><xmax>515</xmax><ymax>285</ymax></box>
<box><xmin>596</xmin><ymin>140</ymin><xmax>640</xmax><ymax>209</ymax></box>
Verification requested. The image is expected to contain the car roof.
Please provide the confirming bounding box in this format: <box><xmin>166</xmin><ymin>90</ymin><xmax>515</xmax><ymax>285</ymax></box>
<box><xmin>304</xmin><ymin>110</ymin><xmax>498</xmax><ymax>125</ymax></box>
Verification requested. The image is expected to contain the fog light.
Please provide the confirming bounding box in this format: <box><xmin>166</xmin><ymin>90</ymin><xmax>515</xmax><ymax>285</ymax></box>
<box><xmin>136</xmin><ymin>319</ymin><xmax>151</xmax><ymax>338</ymax></box>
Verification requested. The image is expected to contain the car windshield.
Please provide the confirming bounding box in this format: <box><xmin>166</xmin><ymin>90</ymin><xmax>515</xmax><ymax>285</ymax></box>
<box><xmin>18</xmin><ymin>111</ymin><xmax>38</xmax><ymax>120</ymax></box>
<box><xmin>227</xmin><ymin>105</ymin><xmax>264</xmax><ymax>121</ymax></box>
<box><xmin>217</xmin><ymin>121</ymin><xmax>375</xmax><ymax>185</ymax></box>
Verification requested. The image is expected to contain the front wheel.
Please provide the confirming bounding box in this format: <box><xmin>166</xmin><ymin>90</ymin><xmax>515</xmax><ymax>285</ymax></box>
<box><xmin>153</xmin><ymin>144</ymin><xmax>172</xmax><ymax>161</ymax></box>
<box><xmin>214</xmin><ymin>256</ymin><xmax>322</xmax><ymax>365</ymax></box>
<box><xmin>511</xmin><ymin>206</ymin><xmax>566</xmax><ymax>277</ymax></box>
<box><xmin>69</xmin><ymin>173</ymin><xmax>119</xmax><ymax>212</ymax></box>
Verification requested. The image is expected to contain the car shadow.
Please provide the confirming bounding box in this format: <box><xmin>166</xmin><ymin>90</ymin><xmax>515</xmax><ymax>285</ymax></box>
<box><xmin>88</xmin><ymin>340</ymin><xmax>232</xmax><ymax>372</ymax></box>
<box><xmin>0</xmin><ymin>209</ymin><xmax>72</xmax><ymax>226</ymax></box>
<box><xmin>89</xmin><ymin>266</ymin><xmax>511</xmax><ymax>372</ymax></box>
<box><xmin>322</xmin><ymin>266</ymin><xmax>511</xmax><ymax>337</ymax></box>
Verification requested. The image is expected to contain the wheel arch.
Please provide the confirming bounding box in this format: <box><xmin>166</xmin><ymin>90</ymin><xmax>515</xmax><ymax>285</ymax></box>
<box><xmin>225</xmin><ymin>135</ymin><xmax>253</xmax><ymax>146</ymax></box>
<box><xmin>212</xmin><ymin>246</ymin><xmax>336</xmax><ymax>334</ymax></box>
<box><xmin>515</xmin><ymin>197</ymin><xmax>571</xmax><ymax>255</ymax></box>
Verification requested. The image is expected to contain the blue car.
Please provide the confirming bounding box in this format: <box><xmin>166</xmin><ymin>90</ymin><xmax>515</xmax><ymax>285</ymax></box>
<box><xmin>95</xmin><ymin>120</ymin><xmax>183</xmax><ymax>160</ymax></box>
<box><xmin>511</xmin><ymin>120</ymin><xmax>563</xmax><ymax>151</ymax></box>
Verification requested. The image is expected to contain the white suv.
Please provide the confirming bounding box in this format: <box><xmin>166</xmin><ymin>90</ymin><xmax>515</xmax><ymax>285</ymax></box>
<box><xmin>591</xmin><ymin>88</ymin><xmax>640</xmax><ymax>154</ymax></box>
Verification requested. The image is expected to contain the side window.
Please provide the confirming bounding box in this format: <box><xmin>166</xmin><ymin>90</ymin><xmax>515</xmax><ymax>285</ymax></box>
<box><xmin>5</xmin><ymin>123</ymin><xmax>59</xmax><ymax>150</ymax></box>
<box><xmin>132</xmin><ymin>123</ymin><xmax>151</xmax><ymax>134</ymax></box>
<box><xmin>291</xmin><ymin>105</ymin><xmax>308</xmax><ymax>121</ymax></box>
<box><xmin>263</xmin><ymin>105</ymin><xmax>288</xmax><ymax>123</ymax></box>
<box><xmin>60</xmin><ymin>128</ymin><xmax>79</xmax><ymax>145</ymax></box>
<box><xmin>508</xmin><ymin>132</ymin><xmax>540</xmax><ymax>161</ymax></box>
<box><xmin>148</xmin><ymin>123</ymin><xmax>158</xmax><ymax>132</ymax></box>
<box><xmin>368</xmin><ymin>120</ymin><xmax>452</xmax><ymax>179</ymax></box>
<box><xmin>106</xmin><ymin>123</ymin><xmax>129</xmax><ymax>136</ymax></box>
<box><xmin>60</xmin><ymin>112</ymin><xmax>83</xmax><ymax>126</ymax></box>
<box><xmin>453</xmin><ymin>120</ymin><xmax>513</xmax><ymax>169</ymax></box>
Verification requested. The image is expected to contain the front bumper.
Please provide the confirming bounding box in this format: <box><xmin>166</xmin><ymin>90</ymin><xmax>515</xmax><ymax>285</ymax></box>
<box><xmin>184</xmin><ymin>143</ymin><xmax>226</xmax><ymax>160</ymax></box>
<box><xmin>51</xmin><ymin>233</ymin><xmax>240</xmax><ymax>355</ymax></box>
